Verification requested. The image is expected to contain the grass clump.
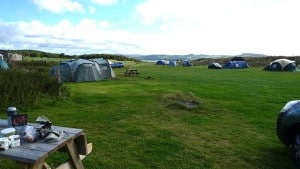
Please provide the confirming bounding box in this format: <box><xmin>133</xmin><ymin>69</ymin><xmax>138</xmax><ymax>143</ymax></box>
<box><xmin>162</xmin><ymin>91</ymin><xmax>201</xmax><ymax>110</ymax></box>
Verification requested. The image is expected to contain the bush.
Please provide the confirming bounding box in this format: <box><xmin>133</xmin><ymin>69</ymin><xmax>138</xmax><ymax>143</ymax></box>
<box><xmin>0</xmin><ymin>69</ymin><xmax>69</xmax><ymax>110</ymax></box>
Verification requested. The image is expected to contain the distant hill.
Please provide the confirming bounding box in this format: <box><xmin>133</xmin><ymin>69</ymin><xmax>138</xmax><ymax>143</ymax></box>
<box><xmin>238</xmin><ymin>53</ymin><xmax>267</xmax><ymax>57</ymax></box>
<box><xmin>125</xmin><ymin>54</ymin><xmax>229</xmax><ymax>61</ymax></box>
<box><xmin>3</xmin><ymin>49</ymin><xmax>138</xmax><ymax>61</ymax></box>
<box><xmin>125</xmin><ymin>53</ymin><xmax>271</xmax><ymax>61</ymax></box>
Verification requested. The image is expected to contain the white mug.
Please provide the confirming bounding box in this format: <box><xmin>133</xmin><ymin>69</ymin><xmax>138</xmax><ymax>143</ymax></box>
<box><xmin>0</xmin><ymin>137</ymin><xmax>11</xmax><ymax>150</ymax></box>
<box><xmin>9</xmin><ymin>135</ymin><xmax>20</xmax><ymax>148</ymax></box>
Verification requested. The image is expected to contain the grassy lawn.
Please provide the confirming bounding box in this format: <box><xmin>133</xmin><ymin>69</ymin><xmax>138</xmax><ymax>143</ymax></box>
<box><xmin>1</xmin><ymin>62</ymin><xmax>300</xmax><ymax>169</ymax></box>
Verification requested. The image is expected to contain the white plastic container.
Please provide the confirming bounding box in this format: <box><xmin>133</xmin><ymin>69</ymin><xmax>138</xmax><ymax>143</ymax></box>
<box><xmin>1</xmin><ymin>128</ymin><xmax>16</xmax><ymax>137</ymax></box>
<box><xmin>0</xmin><ymin>137</ymin><xmax>10</xmax><ymax>150</ymax></box>
<box><xmin>9</xmin><ymin>135</ymin><xmax>20</xmax><ymax>148</ymax></box>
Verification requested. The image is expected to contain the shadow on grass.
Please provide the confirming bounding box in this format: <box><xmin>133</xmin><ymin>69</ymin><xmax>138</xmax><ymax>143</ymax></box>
<box><xmin>134</xmin><ymin>129</ymin><xmax>214</xmax><ymax>169</ymax></box>
<box><xmin>253</xmin><ymin>145</ymin><xmax>297</xmax><ymax>169</ymax></box>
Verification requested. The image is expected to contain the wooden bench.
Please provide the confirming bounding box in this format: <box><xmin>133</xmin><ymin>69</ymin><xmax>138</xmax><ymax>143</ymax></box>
<box><xmin>0</xmin><ymin>119</ymin><xmax>92</xmax><ymax>169</ymax></box>
<box><xmin>55</xmin><ymin>133</ymin><xmax>92</xmax><ymax>169</ymax></box>
<box><xmin>124</xmin><ymin>69</ymin><xmax>140</xmax><ymax>76</ymax></box>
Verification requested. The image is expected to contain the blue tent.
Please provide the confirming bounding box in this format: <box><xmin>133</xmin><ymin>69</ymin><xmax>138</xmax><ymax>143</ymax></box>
<box><xmin>0</xmin><ymin>54</ymin><xmax>9</xmax><ymax>70</ymax></box>
<box><xmin>223</xmin><ymin>61</ymin><xmax>249</xmax><ymax>69</ymax></box>
<box><xmin>156</xmin><ymin>60</ymin><xmax>167</xmax><ymax>65</ymax></box>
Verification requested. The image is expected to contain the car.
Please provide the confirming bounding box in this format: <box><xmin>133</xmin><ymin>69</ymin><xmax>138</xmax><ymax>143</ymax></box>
<box><xmin>110</xmin><ymin>62</ymin><xmax>124</xmax><ymax>68</ymax></box>
<box><xmin>276</xmin><ymin>100</ymin><xmax>300</xmax><ymax>167</ymax></box>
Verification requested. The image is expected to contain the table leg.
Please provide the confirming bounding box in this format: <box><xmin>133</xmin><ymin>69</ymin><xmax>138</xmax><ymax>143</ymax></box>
<box><xmin>20</xmin><ymin>162</ymin><xmax>44</xmax><ymax>169</ymax></box>
<box><xmin>65</xmin><ymin>140</ymin><xmax>85</xmax><ymax>169</ymax></box>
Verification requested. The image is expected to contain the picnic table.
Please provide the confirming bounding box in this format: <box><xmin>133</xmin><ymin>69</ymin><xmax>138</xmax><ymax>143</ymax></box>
<box><xmin>0</xmin><ymin>119</ymin><xmax>92</xmax><ymax>169</ymax></box>
<box><xmin>124</xmin><ymin>69</ymin><xmax>140</xmax><ymax>76</ymax></box>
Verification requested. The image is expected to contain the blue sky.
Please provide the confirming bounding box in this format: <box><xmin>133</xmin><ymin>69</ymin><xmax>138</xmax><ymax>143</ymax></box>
<box><xmin>1</xmin><ymin>0</ymin><xmax>300</xmax><ymax>55</ymax></box>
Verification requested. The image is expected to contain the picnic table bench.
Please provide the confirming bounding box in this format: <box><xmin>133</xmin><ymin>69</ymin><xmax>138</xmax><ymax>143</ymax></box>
<box><xmin>0</xmin><ymin>119</ymin><xmax>92</xmax><ymax>169</ymax></box>
<box><xmin>124</xmin><ymin>69</ymin><xmax>140</xmax><ymax>76</ymax></box>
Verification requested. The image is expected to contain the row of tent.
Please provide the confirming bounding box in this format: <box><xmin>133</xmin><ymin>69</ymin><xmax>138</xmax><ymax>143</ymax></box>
<box><xmin>208</xmin><ymin>60</ymin><xmax>250</xmax><ymax>69</ymax></box>
<box><xmin>156</xmin><ymin>60</ymin><xmax>193</xmax><ymax>66</ymax></box>
<box><xmin>50</xmin><ymin>58</ymin><xmax>115</xmax><ymax>83</ymax></box>
<box><xmin>4</xmin><ymin>56</ymin><xmax>299</xmax><ymax>84</ymax></box>
<box><xmin>208</xmin><ymin>58</ymin><xmax>299</xmax><ymax>72</ymax></box>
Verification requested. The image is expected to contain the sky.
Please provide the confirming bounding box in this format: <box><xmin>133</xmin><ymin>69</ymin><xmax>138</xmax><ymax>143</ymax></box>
<box><xmin>0</xmin><ymin>0</ymin><xmax>300</xmax><ymax>56</ymax></box>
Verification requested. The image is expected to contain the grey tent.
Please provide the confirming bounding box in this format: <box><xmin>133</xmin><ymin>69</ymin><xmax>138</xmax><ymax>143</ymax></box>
<box><xmin>90</xmin><ymin>58</ymin><xmax>116</xmax><ymax>78</ymax></box>
<box><xmin>168</xmin><ymin>60</ymin><xmax>177</xmax><ymax>66</ymax></box>
<box><xmin>50</xmin><ymin>59</ymin><xmax>115</xmax><ymax>82</ymax></box>
<box><xmin>208</xmin><ymin>62</ymin><xmax>222</xmax><ymax>69</ymax></box>
<box><xmin>263</xmin><ymin>59</ymin><xmax>299</xmax><ymax>72</ymax></box>
<box><xmin>50</xmin><ymin>62</ymin><xmax>72</xmax><ymax>82</ymax></box>
<box><xmin>182</xmin><ymin>60</ymin><xmax>193</xmax><ymax>66</ymax></box>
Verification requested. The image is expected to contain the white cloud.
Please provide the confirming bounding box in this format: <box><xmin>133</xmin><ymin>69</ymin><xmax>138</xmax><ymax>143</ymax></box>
<box><xmin>32</xmin><ymin>0</ymin><xmax>85</xmax><ymax>13</ymax></box>
<box><xmin>0</xmin><ymin>19</ymin><xmax>141</xmax><ymax>54</ymax></box>
<box><xmin>91</xmin><ymin>0</ymin><xmax>118</xmax><ymax>6</ymax></box>
<box><xmin>134</xmin><ymin>0</ymin><xmax>300</xmax><ymax>55</ymax></box>
<box><xmin>2</xmin><ymin>0</ymin><xmax>300</xmax><ymax>55</ymax></box>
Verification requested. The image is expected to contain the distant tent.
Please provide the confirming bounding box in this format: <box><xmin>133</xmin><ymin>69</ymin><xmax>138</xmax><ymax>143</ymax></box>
<box><xmin>50</xmin><ymin>58</ymin><xmax>115</xmax><ymax>82</ymax></box>
<box><xmin>263</xmin><ymin>59</ymin><xmax>299</xmax><ymax>72</ymax></box>
<box><xmin>156</xmin><ymin>60</ymin><xmax>167</xmax><ymax>65</ymax></box>
<box><xmin>0</xmin><ymin>54</ymin><xmax>9</xmax><ymax>70</ymax></box>
<box><xmin>168</xmin><ymin>60</ymin><xmax>177</xmax><ymax>66</ymax></box>
<box><xmin>208</xmin><ymin>62</ymin><xmax>222</xmax><ymax>69</ymax></box>
<box><xmin>223</xmin><ymin>61</ymin><xmax>249</xmax><ymax>69</ymax></box>
<box><xmin>182</xmin><ymin>60</ymin><xmax>193</xmax><ymax>66</ymax></box>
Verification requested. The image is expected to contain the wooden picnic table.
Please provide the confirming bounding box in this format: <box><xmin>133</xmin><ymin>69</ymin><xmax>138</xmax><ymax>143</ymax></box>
<box><xmin>124</xmin><ymin>69</ymin><xmax>140</xmax><ymax>76</ymax></box>
<box><xmin>0</xmin><ymin>119</ymin><xmax>92</xmax><ymax>169</ymax></box>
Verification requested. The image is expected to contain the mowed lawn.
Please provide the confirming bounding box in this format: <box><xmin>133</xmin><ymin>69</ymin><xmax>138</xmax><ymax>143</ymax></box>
<box><xmin>1</xmin><ymin>62</ymin><xmax>300</xmax><ymax>169</ymax></box>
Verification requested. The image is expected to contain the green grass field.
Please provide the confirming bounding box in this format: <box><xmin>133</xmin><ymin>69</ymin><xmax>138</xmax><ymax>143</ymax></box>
<box><xmin>1</xmin><ymin>62</ymin><xmax>300</xmax><ymax>169</ymax></box>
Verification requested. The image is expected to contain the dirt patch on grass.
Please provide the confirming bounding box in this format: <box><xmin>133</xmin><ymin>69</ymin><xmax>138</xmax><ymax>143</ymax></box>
<box><xmin>162</xmin><ymin>91</ymin><xmax>201</xmax><ymax>110</ymax></box>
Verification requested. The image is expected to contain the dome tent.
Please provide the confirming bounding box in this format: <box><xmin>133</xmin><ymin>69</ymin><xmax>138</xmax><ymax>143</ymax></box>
<box><xmin>182</xmin><ymin>60</ymin><xmax>193</xmax><ymax>66</ymax></box>
<box><xmin>263</xmin><ymin>59</ymin><xmax>299</xmax><ymax>72</ymax></box>
<box><xmin>168</xmin><ymin>60</ymin><xmax>177</xmax><ymax>66</ymax></box>
<box><xmin>208</xmin><ymin>62</ymin><xmax>222</xmax><ymax>69</ymax></box>
<box><xmin>156</xmin><ymin>60</ymin><xmax>167</xmax><ymax>65</ymax></box>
